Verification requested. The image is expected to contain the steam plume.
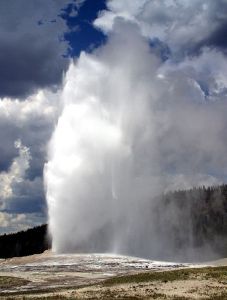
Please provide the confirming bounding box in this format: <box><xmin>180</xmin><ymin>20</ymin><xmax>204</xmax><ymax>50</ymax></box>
<box><xmin>45</xmin><ymin>18</ymin><xmax>227</xmax><ymax>258</ymax></box>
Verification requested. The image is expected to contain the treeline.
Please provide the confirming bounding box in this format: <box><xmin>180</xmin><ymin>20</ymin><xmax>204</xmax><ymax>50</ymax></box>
<box><xmin>152</xmin><ymin>184</ymin><xmax>227</xmax><ymax>260</ymax></box>
<box><xmin>0</xmin><ymin>224</ymin><xmax>50</xmax><ymax>258</ymax></box>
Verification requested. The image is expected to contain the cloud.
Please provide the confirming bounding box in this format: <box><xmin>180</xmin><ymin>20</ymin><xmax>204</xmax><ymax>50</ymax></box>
<box><xmin>0</xmin><ymin>211</ymin><xmax>45</xmax><ymax>234</ymax></box>
<box><xmin>95</xmin><ymin>0</ymin><xmax>227</xmax><ymax>56</ymax></box>
<box><xmin>0</xmin><ymin>140</ymin><xmax>31</xmax><ymax>205</ymax></box>
<box><xmin>0</xmin><ymin>89</ymin><xmax>59</xmax><ymax>224</ymax></box>
<box><xmin>0</xmin><ymin>138</ymin><xmax>46</xmax><ymax>216</ymax></box>
<box><xmin>0</xmin><ymin>0</ymin><xmax>74</xmax><ymax>98</ymax></box>
<box><xmin>0</xmin><ymin>90</ymin><xmax>58</xmax><ymax>174</ymax></box>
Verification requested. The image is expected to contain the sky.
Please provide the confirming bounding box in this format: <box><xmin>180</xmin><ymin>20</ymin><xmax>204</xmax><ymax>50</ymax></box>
<box><xmin>0</xmin><ymin>0</ymin><xmax>227</xmax><ymax>234</ymax></box>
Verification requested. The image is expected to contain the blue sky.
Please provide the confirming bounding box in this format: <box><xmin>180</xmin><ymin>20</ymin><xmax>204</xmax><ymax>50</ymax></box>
<box><xmin>61</xmin><ymin>0</ymin><xmax>107</xmax><ymax>56</ymax></box>
<box><xmin>0</xmin><ymin>0</ymin><xmax>227</xmax><ymax>234</ymax></box>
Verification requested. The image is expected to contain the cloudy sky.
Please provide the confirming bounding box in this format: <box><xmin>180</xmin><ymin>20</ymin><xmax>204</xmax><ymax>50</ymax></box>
<box><xmin>1</xmin><ymin>0</ymin><xmax>227</xmax><ymax>234</ymax></box>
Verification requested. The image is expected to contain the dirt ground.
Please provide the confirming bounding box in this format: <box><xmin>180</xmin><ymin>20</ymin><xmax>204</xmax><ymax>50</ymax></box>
<box><xmin>0</xmin><ymin>251</ymin><xmax>226</xmax><ymax>299</ymax></box>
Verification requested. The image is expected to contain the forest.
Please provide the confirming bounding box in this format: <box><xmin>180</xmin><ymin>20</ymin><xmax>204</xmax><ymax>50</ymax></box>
<box><xmin>152</xmin><ymin>184</ymin><xmax>227</xmax><ymax>260</ymax></box>
<box><xmin>0</xmin><ymin>224</ymin><xmax>50</xmax><ymax>258</ymax></box>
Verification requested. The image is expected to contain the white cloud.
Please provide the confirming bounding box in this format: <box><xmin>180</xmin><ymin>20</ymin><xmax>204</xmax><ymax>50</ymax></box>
<box><xmin>0</xmin><ymin>90</ymin><xmax>58</xmax><ymax>122</ymax></box>
<box><xmin>0</xmin><ymin>88</ymin><xmax>59</xmax><ymax>173</ymax></box>
<box><xmin>0</xmin><ymin>211</ymin><xmax>45</xmax><ymax>234</ymax></box>
<box><xmin>0</xmin><ymin>88</ymin><xmax>59</xmax><ymax>221</ymax></box>
<box><xmin>95</xmin><ymin>0</ymin><xmax>227</xmax><ymax>55</ymax></box>
<box><xmin>162</xmin><ymin>48</ymin><xmax>227</xmax><ymax>100</ymax></box>
<box><xmin>0</xmin><ymin>140</ymin><xmax>31</xmax><ymax>206</ymax></box>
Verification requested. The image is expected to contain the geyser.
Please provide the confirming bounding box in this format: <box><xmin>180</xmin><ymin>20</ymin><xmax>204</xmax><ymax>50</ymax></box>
<box><xmin>45</xmin><ymin>22</ymin><xmax>162</xmax><ymax>255</ymax></box>
<box><xmin>45</xmin><ymin>20</ymin><xmax>227</xmax><ymax>259</ymax></box>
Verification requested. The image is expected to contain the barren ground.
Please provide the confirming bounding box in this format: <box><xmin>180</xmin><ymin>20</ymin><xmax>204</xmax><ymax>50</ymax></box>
<box><xmin>0</xmin><ymin>251</ymin><xmax>226</xmax><ymax>299</ymax></box>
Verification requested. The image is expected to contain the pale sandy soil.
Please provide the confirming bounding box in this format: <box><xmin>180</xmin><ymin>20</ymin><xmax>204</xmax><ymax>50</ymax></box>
<box><xmin>72</xmin><ymin>278</ymin><xmax>227</xmax><ymax>299</ymax></box>
<box><xmin>0</xmin><ymin>250</ymin><xmax>51</xmax><ymax>266</ymax></box>
<box><xmin>0</xmin><ymin>251</ymin><xmax>226</xmax><ymax>299</ymax></box>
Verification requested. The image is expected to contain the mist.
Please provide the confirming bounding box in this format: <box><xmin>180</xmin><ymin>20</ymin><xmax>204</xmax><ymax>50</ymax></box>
<box><xmin>45</xmin><ymin>16</ymin><xmax>227</xmax><ymax>260</ymax></box>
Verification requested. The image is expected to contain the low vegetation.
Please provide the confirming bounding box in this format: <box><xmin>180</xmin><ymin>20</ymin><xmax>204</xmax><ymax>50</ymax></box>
<box><xmin>0</xmin><ymin>276</ymin><xmax>29</xmax><ymax>289</ymax></box>
<box><xmin>104</xmin><ymin>269</ymin><xmax>190</xmax><ymax>285</ymax></box>
<box><xmin>2</xmin><ymin>266</ymin><xmax>227</xmax><ymax>299</ymax></box>
<box><xmin>104</xmin><ymin>266</ymin><xmax>227</xmax><ymax>285</ymax></box>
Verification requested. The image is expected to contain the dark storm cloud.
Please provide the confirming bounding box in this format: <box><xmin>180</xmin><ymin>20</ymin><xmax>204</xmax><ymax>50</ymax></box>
<box><xmin>0</xmin><ymin>0</ymin><xmax>72</xmax><ymax>98</ymax></box>
<box><xmin>0</xmin><ymin>121</ymin><xmax>18</xmax><ymax>172</ymax></box>
<box><xmin>4</xmin><ymin>177</ymin><xmax>45</xmax><ymax>214</ymax></box>
<box><xmin>201</xmin><ymin>22</ymin><xmax>227</xmax><ymax>51</ymax></box>
<box><xmin>191</xmin><ymin>1</ymin><xmax>227</xmax><ymax>54</ymax></box>
<box><xmin>0</xmin><ymin>38</ymin><xmax>67</xmax><ymax>98</ymax></box>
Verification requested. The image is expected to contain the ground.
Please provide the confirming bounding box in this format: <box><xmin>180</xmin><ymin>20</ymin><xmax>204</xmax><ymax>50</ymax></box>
<box><xmin>0</xmin><ymin>251</ymin><xmax>227</xmax><ymax>299</ymax></box>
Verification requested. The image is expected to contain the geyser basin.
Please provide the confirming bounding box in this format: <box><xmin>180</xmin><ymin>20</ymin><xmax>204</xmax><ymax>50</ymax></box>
<box><xmin>0</xmin><ymin>251</ymin><xmax>204</xmax><ymax>295</ymax></box>
<box><xmin>0</xmin><ymin>252</ymin><xmax>194</xmax><ymax>274</ymax></box>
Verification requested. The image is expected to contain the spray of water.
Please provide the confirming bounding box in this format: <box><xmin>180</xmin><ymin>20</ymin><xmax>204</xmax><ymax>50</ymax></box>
<box><xmin>45</xmin><ymin>20</ymin><xmax>227</xmax><ymax>259</ymax></box>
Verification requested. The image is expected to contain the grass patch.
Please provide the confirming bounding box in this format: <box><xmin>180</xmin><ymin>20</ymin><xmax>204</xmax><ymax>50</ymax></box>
<box><xmin>10</xmin><ymin>296</ymin><xmax>72</xmax><ymax>300</ymax></box>
<box><xmin>0</xmin><ymin>276</ymin><xmax>29</xmax><ymax>289</ymax></box>
<box><xmin>0</xmin><ymin>282</ymin><xmax>96</xmax><ymax>297</ymax></box>
<box><xmin>104</xmin><ymin>266</ymin><xmax>227</xmax><ymax>286</ymax></box>
<box><xmin>5</xmin><ymin>296</ymin><xmax>77</xmax><ymax>300</ymax></box>
<box><xmin>3</xmin><ymin>266</ymin><xmax>227</xmax><ymax>299</ymax></box>
<box><xmin>103</xmin><ymin>269</ymin><xmax>190</xmax><ymax>285</ymax></box>
<box><xmin>206</xmin><ymin>291</ymin><xmax>227</xmax><ymax>300</ymax></box>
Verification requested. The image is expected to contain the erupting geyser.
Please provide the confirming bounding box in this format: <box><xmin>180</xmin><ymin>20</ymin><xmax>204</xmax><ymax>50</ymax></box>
<box><xmin>45</xmin><ymin>22</ymin><xmax>164</xmax><ymax>256</ymax></box>
<box><xmin>45</xmin><ymin>20</ymin><xmax>226</xmax><ymax>259</ymax></box>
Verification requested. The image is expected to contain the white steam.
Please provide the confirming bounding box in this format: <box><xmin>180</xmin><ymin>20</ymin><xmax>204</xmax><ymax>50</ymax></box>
<box><xmin>45</xmin><ymin>18</ymin><xmax>227</xmax><ymax>258</ymax></box>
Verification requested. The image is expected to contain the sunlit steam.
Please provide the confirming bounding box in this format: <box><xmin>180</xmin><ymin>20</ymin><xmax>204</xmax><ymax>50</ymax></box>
<box><xmin>45</xmin><ymin>20</ymin><xmax>227</xmax><ymax>259</ymax></box>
